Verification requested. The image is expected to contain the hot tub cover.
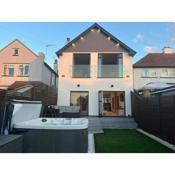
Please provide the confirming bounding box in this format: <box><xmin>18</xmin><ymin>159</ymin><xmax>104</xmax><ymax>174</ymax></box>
<box><xmin>14</xmin><ymin>118</ymin><xmax>88</xmax><ymax>130</ymax></box>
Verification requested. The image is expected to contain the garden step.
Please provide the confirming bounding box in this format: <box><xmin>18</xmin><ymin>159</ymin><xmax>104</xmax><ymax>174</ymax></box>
<box><xmin>101</xmin><ymin>117</ymin><xmax>138</xmax><ymax>129</ymax></box>
<box><xmin>87</xmin><ymin>117</ymin><xmax>138</xmax><ymax>132</ymax></box>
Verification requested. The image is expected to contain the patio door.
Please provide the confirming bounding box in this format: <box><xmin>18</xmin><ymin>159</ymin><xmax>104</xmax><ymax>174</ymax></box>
<box><xmin>98</xmin><ymin>91</ymin><xmax>125</xmax><ymax>116</ymax></box>
<box><xmin>98</xmin><ymin>91</ymin><xmax>103</xmax><ymax>116</ymax></box>
<box><xmin>70</xmin><ymin>91</ymin><xmax>89</xmax><ymax>116</ymax></box>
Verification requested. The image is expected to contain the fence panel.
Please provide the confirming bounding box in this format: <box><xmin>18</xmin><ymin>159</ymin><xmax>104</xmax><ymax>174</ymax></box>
<box><xmin>0</xmin><ymin>90</ymin><xmax>6</xmax><ymax>101</ymax></box>
<box><xmin>131</xmin><ymin>91</ymin><xmax>175</xmax><ymax>145</ymax></box>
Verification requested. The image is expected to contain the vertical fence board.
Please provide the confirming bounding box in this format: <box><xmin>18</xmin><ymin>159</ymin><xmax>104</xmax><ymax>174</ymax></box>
<box><xmin>131</xmin><ymin>91</ymin><xmax>175</xmax><ymax>145</ymax></box>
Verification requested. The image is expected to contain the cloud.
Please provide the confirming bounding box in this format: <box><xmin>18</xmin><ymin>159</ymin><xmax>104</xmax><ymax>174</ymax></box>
<box><xmin>134</xmin><ymin>34</ymin><xmax>144</xmax><ymax>43</ymax></box>
<box><xmin>170</xmin><ymin>37</ymin><xmax>175</xmax><ymax>44</ymax></box>
<box><xmin>143</xmin><ymin>46</ymin><xmax>158</xmax><ymax>53</ymax></box>
<box><xmin>166</xmin><ymin>23</ymin><xmax>175</xmax><ymax>45</ymax></box>
<box><xmin>167</xmin><ymin>23</ymin><xmax>175</xmax><ymax>32</ymax></box>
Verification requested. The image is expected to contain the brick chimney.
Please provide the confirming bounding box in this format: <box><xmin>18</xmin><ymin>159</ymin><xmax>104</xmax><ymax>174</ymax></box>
<box><xmin>37</xmin><ymin>52</ymin><xmax>45</xmax><ymax>64</ymax></box>
<box><xmin>162</xmin><ymin>47</ymin><xmax>173</xmax><ymax>53</ymax></box>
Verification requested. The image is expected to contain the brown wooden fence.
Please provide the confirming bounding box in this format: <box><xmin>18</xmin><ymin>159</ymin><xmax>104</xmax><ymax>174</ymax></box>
<box><xmin>0</xmin><ymin>89</ymin><xmax>6</xmax><ymax>101</ymax></box>
<box><xmin>0</xmin><ymin>84</ymin><xmax>57</xmax><ymax>105</ymax></box>
<box><xmin>6</xmin><ymin>84</ymin><xmax>57</xmax><ymax>105</ymax></box>
<box><xmin>131</xmin><ymin>91</ymin><xmax>175</xmax><ymax>145</ymax></box>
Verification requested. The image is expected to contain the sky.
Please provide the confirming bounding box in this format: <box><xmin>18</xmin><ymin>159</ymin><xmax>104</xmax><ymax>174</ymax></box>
<box><xmin>0</xmin><ymin>22</ymin><xmax>175</xmax><ymax>67</ymax></box>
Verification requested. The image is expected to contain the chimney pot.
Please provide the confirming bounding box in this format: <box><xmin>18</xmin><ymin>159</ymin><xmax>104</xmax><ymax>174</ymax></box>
<box><xmin>162</xmin><ymin>47</ymin><xmax>173</xmax><ymax>53</ymax></box>
<box><xmin>65</xmin><ymin>37</ymin><xmax>70</xmax><ymax>44</ymax></box>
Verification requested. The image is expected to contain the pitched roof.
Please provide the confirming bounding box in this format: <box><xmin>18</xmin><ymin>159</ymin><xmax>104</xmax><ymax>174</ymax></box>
<box><xmin>0</xmin><ymin>39</ymin><xmax>38</xmax><ymax>57</ymax></box>
<box><xmin>0</xmin><ymin>39</ymin><xmax>58</xmax><ymax>75</ymax></box>
<box><xmin>44</xmin><ymin>62</ymin><xmax>58</xmax><ymax>76</ymax></box>
<box><xmin>56</xmin><ymin>23</ymin><xmax>136</xmax><ymax>56</ymax></box>
<box><xmin>134</xmin><ymin>53</ymin><xmax>175</xmax><ymax>68</ymax></box>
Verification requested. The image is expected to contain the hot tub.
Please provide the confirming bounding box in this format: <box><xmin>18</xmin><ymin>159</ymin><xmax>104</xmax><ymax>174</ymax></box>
<box><xmin>13</xmin><ymin>118</ymin><xmax>88</xmax><ymax>153</ymax></box>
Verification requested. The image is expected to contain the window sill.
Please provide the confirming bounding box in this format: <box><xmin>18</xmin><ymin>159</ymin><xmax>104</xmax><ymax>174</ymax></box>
<box><xmin>160</xmin><ymin>76</ymin><xmax>175</xmax><ymax>78</ymax></box>
<box><xmin>141</xmin><ymin>76</ymin><xmax>158</xmax><ymax>78</ymax></box>
<box><xmin>2</xmin><ymin>75</ymin><xmax>14</xmax><ymax>77</ymax></box>
<box><xmin>97</xmin><ymin>76</ymin><xmax>124</xmax><ymax>78</ymax></box>
<box><xmin>17</xmin><ymin>75</ymin><xmax>29</xmax><ymax>77</ymax></box>
<box><xmin>72</xmin><ymin>77</ymin><xmax>91</xmax><ymax>78</ymax></box>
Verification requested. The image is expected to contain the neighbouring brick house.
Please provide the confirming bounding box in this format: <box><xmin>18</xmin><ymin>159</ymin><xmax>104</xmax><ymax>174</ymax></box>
<box><xmin>0</xmin><ymin>39</ymin><xmax>58</xmax><ymax>90</ymax></box>
<box><xmin>0</xmin><ymin>39</ymin><xmax>58</xmax><ymax>104</ymax></box>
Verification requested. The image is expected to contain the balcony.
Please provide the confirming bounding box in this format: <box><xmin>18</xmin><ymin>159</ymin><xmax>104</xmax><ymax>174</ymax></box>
<box><xmin>71</xmin><ymin>65</ymin><xmax>91</xmax><ymax>78</ymax></box>
<box><xmin>70</xmin><ymin>64</ymin><xmax>123</xmax><ymax>78</ymax></box>
<box><xmin>97</xmin><ymin>65</ymin><xmax>123</xmax><ymax>78</ymax></box>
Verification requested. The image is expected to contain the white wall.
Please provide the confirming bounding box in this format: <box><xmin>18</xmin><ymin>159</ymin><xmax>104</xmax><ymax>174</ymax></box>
<box><xmin>29</xmin><ymin>57</ymin><xmax>43</xmax><ymax>82</ymax></box>
<box><xmin>58</xmin><ymin>52</ymin><xmax>133</xmax><ymax>116</ymax></box>
<box><xmin>42</xmin><ymin>64</ymin><xmax>52</xmax><ymax>86</ymax></box>
<box><xmin>134</xmin><ymin>68</ymin><xmax>175</xmax><ymax>89</ymax></box>
<box><xmin>29</xmin><ymin>57</ymin><xmax>57</xmax><ymax>88</ymax></box>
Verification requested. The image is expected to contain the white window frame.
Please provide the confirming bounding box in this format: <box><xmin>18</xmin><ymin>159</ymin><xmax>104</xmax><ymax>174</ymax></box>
<box><xmin>161</xmin><ymin>68</ymin><xmax>175</xmax><ymax>77</ymax></box>
<box><xmin>3</xmin><ymin>64</ymin><xmax>15</xmax><ymax>76</ymax></box>
<box><xmin>142</xmin><ymin>69</ymin><xmax>157</xmax><ymax>77</ymax></box>
<box><xmin>19</xmin><ymin>64</ymin><xmax>29</xmax><ymax>76</ymax></box>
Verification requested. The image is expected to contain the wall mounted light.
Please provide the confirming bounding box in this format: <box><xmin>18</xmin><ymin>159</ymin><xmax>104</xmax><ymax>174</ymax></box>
<box><xmin>97</xmin><ymin>29</ymin><xmax>100</xmax><ymax>32</ymax></box>
<box><xmin>91</xmin><ymin>29</ymin><xmax>94</xmax><ymax>32</ymax></box>
<box><xmin>116</xmin><ymin>43</ymin><xmax>120</xmax><ymax>47</ymax></box>
<box><xmin>80</xmin><ymin>37</ymin><xmax>84</xmax><ymax>40</ymax></box>
<box><xmin>72</xmin><ymin>43</ymin><xmax>75</xmax><ymax>47</ymax></box>
<box><xmin>107</xmin><ymin>37</ymin><xmax>111</xmax><ymax>40</ymax></box>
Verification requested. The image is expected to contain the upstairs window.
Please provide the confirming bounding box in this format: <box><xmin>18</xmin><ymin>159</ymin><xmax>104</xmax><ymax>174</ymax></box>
<box><xmin>72</xmin><ymin>54</ymin><xmax>91</xmax><ymax>78</ymax></box>
<box><xmin>13</xmin><ymin>48</ymin><xmax>19</xmax><ymax>56</ymax></box>
<box><xmin>19</xmin><ymin>64</ymin><xmax>29</xmax><ymax>76</ymax></box>
<box><xmin>142</xmin><ymin>69</ymin><xmax>157</xmax><ymax>77</ymax></box>
<box><xmin>98</xmin><ymin>53</ymin><xmax>123</xmax><ymax>78</ymax></box>
<box><xmin>3</xmin><ymin>64</ymin><xmax>15</xmax><ymax>76</ymax></box>
<box><xmin>3</xmin><ymin>65</ymin><xmax>8</xmax><ymax>75</ymax></box>
<box><xmin>161</xmin><ymin>69</ymin><xmax>175</xmax><ymax>77</ymax></box>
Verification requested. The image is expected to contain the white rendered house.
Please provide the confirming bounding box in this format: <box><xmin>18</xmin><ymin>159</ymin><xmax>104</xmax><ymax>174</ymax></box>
<box><xmin>133</xmin><ymin>47</ymin><xmax>175</xmax><ymax>90</ymax></box>
<box><xmin>56</xmin><ymin>23</ymin><xmax>136</xmax><ymax>116</ymax></box>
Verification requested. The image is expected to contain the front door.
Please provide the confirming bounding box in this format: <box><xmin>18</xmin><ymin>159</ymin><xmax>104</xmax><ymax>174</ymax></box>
<box><xmin>70</xmin><ymin>91</ymin><xmax>89</xmax><ymax>116</ymax></box>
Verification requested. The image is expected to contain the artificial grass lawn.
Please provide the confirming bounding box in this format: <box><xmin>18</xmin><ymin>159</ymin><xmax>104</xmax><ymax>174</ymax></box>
<box><xmin>94</xmin><ymin>129</ymin><xmax>174</xmax><ymax>153</ymax></box>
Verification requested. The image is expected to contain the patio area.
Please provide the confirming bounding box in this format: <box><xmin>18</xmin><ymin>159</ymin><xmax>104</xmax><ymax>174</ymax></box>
<box><xmin>88</xmin><ymin>117</ymin><xmax>138</xmax><ymax>134</ymax></box>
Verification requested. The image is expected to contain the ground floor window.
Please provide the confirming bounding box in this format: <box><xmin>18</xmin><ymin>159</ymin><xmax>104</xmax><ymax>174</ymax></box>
<box><xmin>99</xmin><ymin>91</ymin><xmax>125</xmax><ymax>116</ymax></box>
<box><xmin>70</xmin><ymin>91</ymin><xmax>89</xmax><ymax>116</ymax></box>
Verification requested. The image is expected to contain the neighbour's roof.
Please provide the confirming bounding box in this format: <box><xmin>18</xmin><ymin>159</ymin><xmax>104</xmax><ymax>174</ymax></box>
<box><xmin>56</xmin><ymin>23</ymin><xmax>136</xmax><ymax>56</ymax></box>
<box><xmin>138</xmin><ymin>82</ymin><xmax>173</xmax><ymax>90</ymax></box>
<box><xmin>0</xmin><ymin>39</ymin><xmax>38</xmax><ymax>57</ymax></box>
<box><xmin>0</xmin><ymin>39</ymin><xmax>58</xmax><ymax>76</ymax></box>
<box><xmin>8</xmin><ymin>81</ymin><xmax>42</xmax><ymax>90</ymax></box>
<box><xmin>151</xmin><ymin>85</ymin><xmax>175</xmax><ymax>95</ymax></box>
<box><xmin>134</xmin><ymin>53</ymin><xmax>175</xmax><ymax>68</ymax></box>
<box><xmin>44</xmin><ymin>62</ymin><xmax>58</xmax><ymax>76</ymax></box>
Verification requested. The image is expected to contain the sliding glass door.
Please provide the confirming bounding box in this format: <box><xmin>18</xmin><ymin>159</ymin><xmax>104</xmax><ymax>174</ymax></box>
<box><xmin>70</xmin><ymin>91</ymin><xmax>89</xmax><ymax>116</ymax></box>
<box><xmin>99</xmin><ymin>91</ymin><xmax>125</xmax><ymax>116</ymax></box>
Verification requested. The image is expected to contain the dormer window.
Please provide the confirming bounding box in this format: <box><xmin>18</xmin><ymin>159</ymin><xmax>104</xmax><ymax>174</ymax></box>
<box><xmin>13</xmin><ymin>48</ymin><xmax>19</xmax><ymax>56</ymax></box>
